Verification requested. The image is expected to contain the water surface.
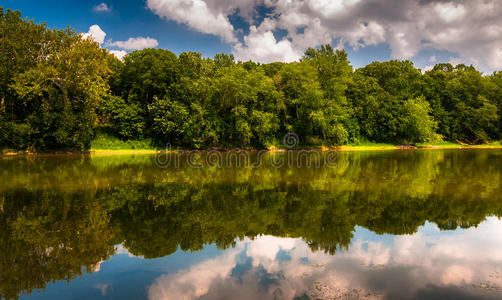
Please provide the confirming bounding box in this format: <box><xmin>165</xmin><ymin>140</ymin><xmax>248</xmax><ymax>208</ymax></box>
<box><xmin>1</xmin><ymin>150</ymin><xmax>502</xmax><ymax>299</ymax></box>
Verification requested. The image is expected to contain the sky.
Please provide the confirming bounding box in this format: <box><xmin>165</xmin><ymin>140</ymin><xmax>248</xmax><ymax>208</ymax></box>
<box><xmin>3</xmin><ymin>0</ymin><xmax>502</xmax><ymax>73</ymax></box>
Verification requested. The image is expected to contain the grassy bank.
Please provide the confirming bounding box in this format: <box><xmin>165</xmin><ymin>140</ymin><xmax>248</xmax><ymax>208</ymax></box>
<box><xmin>89</xmin><ymin>134</ymin><xmax>162</xmax><ymax>154</ymax></box>
<box><xmin>89</xmin><ymin>140</ymin><xmax>502</xmax><ymax>153</ymax></box>
<box><xmin>3</xmin><ymin>137</ymin><xmax>502</xmax><ymax>155</ymax></box>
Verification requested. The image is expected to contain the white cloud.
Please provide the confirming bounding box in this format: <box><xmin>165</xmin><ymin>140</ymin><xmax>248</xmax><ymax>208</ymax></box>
<box><xmin>82</xmin><ymin>24</ymin><xmax>106</xmax><ymax>44</ymax></box>
<box><xmin>307</xmin><ymin>0</ymin><xmax>361</xmax><ymax>18</ymax></box>
<box><xmin>81</xmin><ymin>25</ymin><xmax>156</xmax><ymax>58</ymax></box>
<box><xmin>93</xmin><ymin>2</ymin><xmax>111</xmax><ymax>12</ymax></box>
<box><xmin>109</xmin><ymin>50</ymin><xmax>128</xmax><ymax>60</ymax></box>
<box><xmin>145</xmin><ymin>0</ymin><xmax>502</xmax><ymax>71</ymax></box>
<box><xmin>108</xmin><ymin>37</ymin><xmax>159</xmax><ymax>50</ymax></box>
<box><xmin>434</xmin><ymin>2</ymin><xmax>466</xmax><ymax>23</ymax></box>
<box><xmin>146</xmin><ymin>0</ymin><xmax>238</xmax><ymax>43</ymax></box>
<box><xmin>233</xmin><ymin>26</ymin><xmax>302</xmax><ymax>63</ymax></box>
<box><xmin>423</xmin><ymin>65</ymin><xmax>434</xmax><ymax>73</ymax></box>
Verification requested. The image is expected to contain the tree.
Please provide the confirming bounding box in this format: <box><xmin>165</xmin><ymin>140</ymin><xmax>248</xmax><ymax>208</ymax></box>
<box><xmin>358</xmin><ymin>60</ymin><xmax>424</xmax><ymax>100</ymax></box>
<box><xmin>400</xmin><ymin>97</ymin><xmax>437</xmax><ymax>143</ymax></box>
<box><xmin>424</xmin><ymin>64</ymin><xmax>500</xmax><ymax>143</ymax></box>
<box><xmin>148</xmin><ymin>97</ymin><xmax>190</xmax><ymax>145</ymax></box>
<box><xmin>98</xmin><ymin>95</ymin><xmax>145</xmax><ymax>139</ymax></box>
<box><xmin>303</xmin><ymin>45</ymin><xmax>353</xmax><ymax>144</ymax></box>
<box><xmin>11</xmin><ymin>31</ymin><xmax>110</xmax><ymax>150</ymax></box>
<box><xmin>349</xmin><ymin>60</ymin><xmax>434</xmax><ymax>143</ymax></box>
<box><xmin>0</xmin><ymin>8</ymin><xmax>54</xmax><ymax>149</ymax></box>
<box><xmin>2</xmin><ymin>8</ymin><xmax>502</xmax><ymax>150</ymax></box>
<box><xmin>118</xmin><ymin>49</ymin><xmax>179</xmax><ymax>108</ymax></box>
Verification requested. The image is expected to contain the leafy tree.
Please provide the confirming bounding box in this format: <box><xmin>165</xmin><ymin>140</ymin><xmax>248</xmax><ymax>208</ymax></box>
<box><xmin>98</xmin><ymin>95</ymin><xmax>145</xmax><ymax>139</ymax></box>
<box><xmin>302</xmin><ymin>45</ymin><xmax>353</xmax><ymax>144</ymax></box>
<box><xmin>0</xmin><ymin>8</ymin><xmax>55</xmax><ymax>149</ymax></box>
<box><xmin>149</xmin><ymin>97</ymin><xmax>190</xmax><ymax>144</ymax></box>
<box><xmin>488</xmin><ymin>71</ymin><xmax>502</xmax><ymax>137</ymax></box>
<box><xmin>424</xmin><ymin>64</ymin><xmax>500</xmax><ymax>143</ymax></box>
<box><xmin>117</xmin><ymin>48</ymin><xmax>179</xmax><ymax>109</ymax></box>
<box><xmin>250</xmin><ymin>110</ymin><xmax>279</xmax><ymax>147</ymax></box>
<box><xmin>11</xmin><ymin>31</ymin><xmax>110</xmax><ymax>150</ymax></box>
<box><xmin>358</xmin><ymin>60</ymin><xmax>424</xmax><ymax>100</ymax></box>
<box><xmin>349</xmin><ymin>60</ymin><xmax>437</xmax><ymax>143</ymax></box>
<box><xmin>400</xmin><ymin>97</ymin><xmax>437</xmax><ymax>143</ymax></box>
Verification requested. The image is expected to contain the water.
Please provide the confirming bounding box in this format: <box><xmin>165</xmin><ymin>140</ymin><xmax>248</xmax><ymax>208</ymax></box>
<box><xmin>1</xmin><ymin>150</ymin><xmax>502</xmax><ymax>300</ymax></box>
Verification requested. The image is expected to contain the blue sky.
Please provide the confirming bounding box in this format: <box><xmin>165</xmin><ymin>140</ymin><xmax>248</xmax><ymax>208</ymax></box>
<box><xmin>3</xmin><ymin>0</ymin><xmax>501</xmax><ymax>73</ymax></box>
<box><xmin>2</xmin><ymin>0</ymin><xmax>232</xmax><ymax>56</ymax></box>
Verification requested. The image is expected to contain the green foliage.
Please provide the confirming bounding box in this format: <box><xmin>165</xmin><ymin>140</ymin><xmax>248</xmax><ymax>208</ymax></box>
<box><xmin>149</xmin><ymin>97</ymin><xmax>189</xmax><ymax>141</ymax></box>
<box><xmin>98</xmin><ymin>95</ymin><xmax>145</xmax><ymax>139</ymax></box>
<box><xmin>117</xmin><ymin>48</ymin><xmax>179</xmax><ymax>106</ymax></box>
<box><xmin>2</xmin><ymin>8</ymin><xmax>110</xmax><ymax>150</ymax></box>
<box><xmin>358</xmin><ymin>60</ymin><xmax>424</xmax><ymax>100</ymax></box>
<box><xmin>424</xmin><ymin>64</ymin><xmax>500</xmax><ymax>143</ymax></box>
<box><xmin>250</xmin><ymin>110</ymin><xmax>279</xmax><ymax>147</ymax></box>
<box><xmin>2</xmin><ymin>8</ymin><xmax>502</xmax><ymax>150</ymax></box>
<box><xmin>11</xmin><ymin>33</ymin><xmax>110</xmax><ymax>150</ymax></box>
<box><xmin>400</xmin><ymin>97</ymin><xmax>437</xmax><ymax>143</ymax></box>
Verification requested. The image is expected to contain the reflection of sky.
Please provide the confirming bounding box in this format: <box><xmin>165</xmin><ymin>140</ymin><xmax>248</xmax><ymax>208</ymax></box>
<box><xmin>22</xmin><ymin>218</ymin><xmax>502</xmax><ymax>300</ymax></box>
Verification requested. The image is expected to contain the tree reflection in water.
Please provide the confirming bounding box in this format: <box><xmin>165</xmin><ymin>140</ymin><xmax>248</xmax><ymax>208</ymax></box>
<box><xmin>1</xmin><ymin>150</ymin><xmax>501</xmax><ymax>299</ymax></box>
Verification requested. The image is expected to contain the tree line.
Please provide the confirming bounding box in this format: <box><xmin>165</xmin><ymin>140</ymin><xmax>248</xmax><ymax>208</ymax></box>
<box><xmin>1</xmin><ymin>8</ymin><xmax>502</xmax><ymax>151</ymax></box>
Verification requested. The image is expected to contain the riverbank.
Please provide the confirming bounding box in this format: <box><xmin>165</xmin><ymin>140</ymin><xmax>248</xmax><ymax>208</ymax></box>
<box><xmin>2</xmin><ymin>141</ymin><xmax>502</xmax><ymax>156</ymax></box>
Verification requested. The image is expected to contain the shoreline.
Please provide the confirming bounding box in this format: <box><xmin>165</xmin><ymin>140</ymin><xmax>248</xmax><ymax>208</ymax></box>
<box><xmin>2</xmin><ymin>144</ymin><xmax>502</xmax><ymax>156</ymax></box>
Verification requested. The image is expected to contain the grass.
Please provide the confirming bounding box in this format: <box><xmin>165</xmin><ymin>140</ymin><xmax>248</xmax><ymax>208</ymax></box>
<box><xmin>417</xmin><ymin>140</ymin><xmax>502</xmax><ymax>149</ymax></box>
<box><xmin>340</xmin><ymin>140</ymin><xmax>502</xmax><ymax>151</ymax></box>
<box><xmin>90</xmin><ymin>134</ymin><xmax>160</xmax><ymax>153</ymax></box>
<box><xmin>89</xmin><ymin>136</ymin><xmax>502</xmax><ymax>153</ymax></box>
<box><xmin>415</xmin><ymin>140</ymin><xmax>464</xmax><ymax>148</ymax></box>
<box><xmin>339</xmin><ymin>142</ymin><xmax>398</xmax><ymax>151</ymax></box>
<box><xmin>3</xmin><ymin>136</ymin><xmax>502</xmax><ymax>155</ymax></box>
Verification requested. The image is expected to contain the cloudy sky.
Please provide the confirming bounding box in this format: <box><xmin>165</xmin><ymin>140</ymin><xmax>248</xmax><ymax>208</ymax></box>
<box><xmin>4</xmin><ymin>0</ymin><xmax>502</xmax><ymax>72</ymax></box>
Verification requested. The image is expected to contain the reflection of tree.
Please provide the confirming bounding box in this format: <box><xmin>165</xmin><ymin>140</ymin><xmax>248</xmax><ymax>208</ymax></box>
<box><xmin>0</xmin><ymin>190</ymin><xmax>116</xmax><ymax>300</ymax></box>
<box><xmin>1</xmin><ymin>150</ymin><xmax>502</xmax><ymax>298</ymax></box>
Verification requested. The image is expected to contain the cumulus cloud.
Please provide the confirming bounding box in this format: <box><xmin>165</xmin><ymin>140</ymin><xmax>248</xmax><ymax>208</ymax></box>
<box><xmin>82</xmin><ymin>24</ymin><xmax>106</xmax><ymax>44</ymax></box>
<box><xmin>433</xmin><ymin>2</ymin><xmax>466</xmax><ymax>23</ymax></box>
<box><xmin>108</xmin><ymin>50</ymin><xmax>128</xmax><ymax>60</ymax></box>
<box><xmin>108</xmin><ymin>37</ymin><xmax>159</xmax><ymax>50</ymax></box>
<box><xmin>93</xmin><ymin>2</ymin><xmax>111</xmax><ymax>13</ymax></box>
<box><xmin>423</xmin><ymin>65</ymin><xmax>434</xmax><ymax>73</ymax></box>
<box><xmin>146</xmin><ymin>0</ymin><xmax>239</xmax><ymax>43</ymax></box>
<box><xmin>81</xmin><ymin>25</ymin><xmax>155</xmax><ymax>59</ymax></box>
<box><xmin>233</xmin><ymin>25</ymin><xmax>302</xmax><ymax>63</ymax></box>
<box><xmin>146</xmin><ymin>0</ymin><xmax>502</xmax><ymax>71</ymax></box>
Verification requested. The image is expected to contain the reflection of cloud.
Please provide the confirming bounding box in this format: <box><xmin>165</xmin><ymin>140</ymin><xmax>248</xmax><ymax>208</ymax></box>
<box><xmin>148</xmin><ymin>218</ymin><xmax>502</xmax><ymax>300</ymax></box>
<box><xmin>148</xmin><ymin>247</ymin><xmax>242</xmax><ymax>300</ymax></box>
<box><xmin>91</xmin><ymin>260</ymin><xmax>104</xmax><ymax>273</ymax></box>
<box><xmin>344</xmin><ymin>240</ymin><xmax>391</xmax><ymax>267</ymax></box>
<box><xmin>115</xmin><ymin>244</ymin><xmax>144</xmax><ymax>258</ymax></box>
<box><xmin>94</xmin><ymin>283</ymin><xmax>111</xmax><ymax>296</ymax></box>
<box><xmin>441</xmin><ymin>265</ymin><xmax>473</xmax><ymax>286</ymax></box>
<box><xmin>244</xmin><ymin>235</ymin><xmax>298</xmax><ymax>272</ymax></box>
